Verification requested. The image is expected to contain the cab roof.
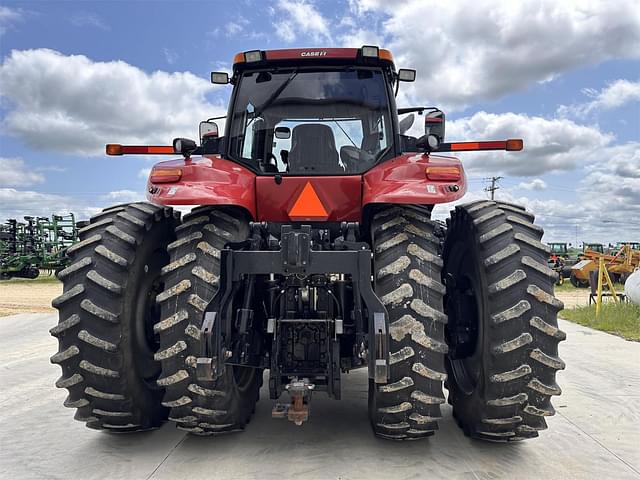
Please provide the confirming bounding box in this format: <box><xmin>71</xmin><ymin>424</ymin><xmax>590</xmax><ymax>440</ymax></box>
<box><xmin>232</xmin><ymin>46</ymin><xmax>395</xmax><ymax>70</ymax></box>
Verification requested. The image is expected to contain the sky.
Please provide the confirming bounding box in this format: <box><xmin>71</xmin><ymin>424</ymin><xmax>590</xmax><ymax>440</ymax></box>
<box><xmin>0</xmin><ymin>0</ymin><xmax>639</xmax><ymax>245</ymax></box>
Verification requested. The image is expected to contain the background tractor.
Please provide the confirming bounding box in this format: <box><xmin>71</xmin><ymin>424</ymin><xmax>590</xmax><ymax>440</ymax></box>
<box><xmin>51</xmin><ymin>46</ymin><xmax>565</xmax><ymax>442</ymax></box>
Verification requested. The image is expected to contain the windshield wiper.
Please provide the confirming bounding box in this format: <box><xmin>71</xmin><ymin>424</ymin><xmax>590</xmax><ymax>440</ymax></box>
<box><xmin>246</xmin><ymin>71</ymin><xmax>299</xmax><ymax>131</ymax></box>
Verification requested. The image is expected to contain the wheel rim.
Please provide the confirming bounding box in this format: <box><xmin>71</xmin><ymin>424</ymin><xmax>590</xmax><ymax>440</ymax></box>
<box><xmin>445</xmin><ymin>241</ymin><xmax>483</xmax><ymax>396</ymax></box>
<box><xmin>233</xmin><ymin>365</ymin><xmax>256</xmax><ymax>393</ymax></box>
<box><xmin>134</xmin><ymin>247</ymin><xmax>166</xmax><ymax>387</ymax></box>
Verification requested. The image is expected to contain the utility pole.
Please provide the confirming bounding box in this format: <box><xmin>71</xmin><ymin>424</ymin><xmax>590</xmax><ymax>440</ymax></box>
<box><xmin>484</xmin><ymin>176</ymin><xmax>503</xmax><ymax>200</ymax></box>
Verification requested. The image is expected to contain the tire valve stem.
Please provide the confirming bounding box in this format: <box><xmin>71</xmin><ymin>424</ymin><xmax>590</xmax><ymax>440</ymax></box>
<box><xmin>271</xmin><ymin>378</ymin><xmax>315</xmax><ymax>426</ymax></box>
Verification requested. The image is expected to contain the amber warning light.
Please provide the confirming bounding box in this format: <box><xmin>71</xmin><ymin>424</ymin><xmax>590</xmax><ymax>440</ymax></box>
<box><xmin>106</xmin><ymin>144</ymin><xmax>176</xmax><ymax>156</ymax></box>
<box><xmin>437</xmin><ymin>139</ymin><xmax>524</xmax><ymax>152</ymax></box>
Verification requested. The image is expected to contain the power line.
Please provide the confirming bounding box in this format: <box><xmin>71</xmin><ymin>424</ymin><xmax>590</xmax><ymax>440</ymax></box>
<box><xmin>483</xmin><ymin>176</ymin><xmax>503</xmax><ymax>200</ymax></box>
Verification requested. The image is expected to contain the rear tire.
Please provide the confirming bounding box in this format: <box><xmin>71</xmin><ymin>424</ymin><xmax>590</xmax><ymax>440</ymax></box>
<box><xmin>156</xmin><ymin>206</ymin><xmax>262</xmax><ymax>436</ymax></box>
<box><xmin>368</xmin><ymin>206</ymin><xmax>448</xmax><ymax>440</ymax></box>
<box><xmin>443</xmin><ymin>200</ymin><xmax>566</xmax><ymax>442</ymax></box>
<box><xmin>50</xmin><ymin>202</ymin><xmax>179</xmax><ymax>431</ymax></box>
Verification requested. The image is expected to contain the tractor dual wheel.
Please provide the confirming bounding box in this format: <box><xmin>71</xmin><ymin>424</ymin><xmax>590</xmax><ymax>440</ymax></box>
<box><xmin>369</xmin><ymin>206</ymin><xmax>448</xmax><ymax>440</ymax></box>
<box><xmin>443</xmin><ymin>200</ymin><xmax>566</xmax><ymax>442</ymax></box>
<box><xmin>155</xmin><ymin>206</ymin><xmax>263</xmax><ymax>436</ymax></box>
<box><xmin>50</xmin><ymin>202</ymin><xmax>179</xmax><ymax>431</ymax></box>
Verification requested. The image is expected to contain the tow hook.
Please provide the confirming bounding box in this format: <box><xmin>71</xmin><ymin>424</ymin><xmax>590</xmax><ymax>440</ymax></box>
<box><xmin>272</xmin><ymin>378</ymin><xmax>315</xmax><ymax>426</ymax></box>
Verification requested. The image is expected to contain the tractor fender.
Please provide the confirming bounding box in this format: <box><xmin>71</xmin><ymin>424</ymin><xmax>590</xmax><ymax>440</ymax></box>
<box><xmin>362</xmin><ymin>153</ymin><xmax>467</xmax><ymax>208</ymax></box>
<box><xmin>146</xmin><ymin>155</ymin><xmax>257</xmax><ymax>219</ymax></box>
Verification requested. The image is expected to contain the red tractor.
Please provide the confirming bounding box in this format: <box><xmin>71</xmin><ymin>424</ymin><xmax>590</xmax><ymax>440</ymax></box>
<box><xmin>51</xmin><ymin>46</ymin><xmax>565</xmax><ymax>442</ymax></box>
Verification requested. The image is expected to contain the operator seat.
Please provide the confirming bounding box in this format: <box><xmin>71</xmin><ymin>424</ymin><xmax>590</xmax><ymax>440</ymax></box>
<box><xmin>287</xmin><ymin>124</ymin><xmax>341</xmax><ymax>173</ymax></box>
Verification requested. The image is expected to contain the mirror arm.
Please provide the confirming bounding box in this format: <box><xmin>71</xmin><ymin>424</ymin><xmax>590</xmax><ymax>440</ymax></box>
<box><xmin>201</xmin><ymin>137</ymin><xmax>226</xmax><ymax>155</ymax></box>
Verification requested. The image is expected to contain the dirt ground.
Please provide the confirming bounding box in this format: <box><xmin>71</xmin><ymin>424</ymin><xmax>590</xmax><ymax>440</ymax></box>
<box><xmin>555</xmin><ymin>288</ymin><xmax>592</xmax><ymax>309</ymax></box>
<box><xmin>0</xmin><ymin>278</ymin><xmax>592</xmax><ymax>317</ymax></box>
<box><xmin>0</xmin><ymin>280</ymin><xmax>62</xmax><ymax>316</ymax></box>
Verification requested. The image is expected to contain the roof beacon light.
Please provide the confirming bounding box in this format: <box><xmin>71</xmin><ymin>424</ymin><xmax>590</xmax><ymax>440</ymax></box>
<box><xmin>244</xmin><ymin>50</ymin><xmax>263</xmax><ymax>63</ymax></box>
<box><xmin>361</xmin><ymin>45</ymin><xmax>379</xmax><ymax>58</ymax></box>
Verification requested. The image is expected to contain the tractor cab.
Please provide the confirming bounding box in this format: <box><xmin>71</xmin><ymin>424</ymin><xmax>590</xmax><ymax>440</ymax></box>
<box><xmin>548</xmin><ymin>242</ymin><xmax>569</xmax><ymax>257</ymax></box>
<box><xmin>205</xmin><ymin>47</ymin><xmax>407</xmax><ymax>175</ymax></box>
<box><xmin>584</xmin><ymin>243</ymin><xmax>604</xmax><ymax>254</ymax></box>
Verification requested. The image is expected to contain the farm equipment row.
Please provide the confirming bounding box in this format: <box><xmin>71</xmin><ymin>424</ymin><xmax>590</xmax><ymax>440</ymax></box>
<box><xmin>0</xmin><ymin>214</ymin><xmax>82</xmax><ymax>279</ymax></box>
<box><xmin>546</xmin><ymin>242</ymin><xmax>640</xmax><ymax>287</ymax></box>
<box><xmin>570</xmin><ymin>244</ymin><xmax>640</xmax><ymax>287</ymax></box>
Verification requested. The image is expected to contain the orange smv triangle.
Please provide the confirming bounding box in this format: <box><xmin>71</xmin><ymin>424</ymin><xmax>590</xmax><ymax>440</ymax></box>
<box><xmin>288</xmin><ymin>181</ymin><xmax>329</xmax><ymax>220</ymax></box>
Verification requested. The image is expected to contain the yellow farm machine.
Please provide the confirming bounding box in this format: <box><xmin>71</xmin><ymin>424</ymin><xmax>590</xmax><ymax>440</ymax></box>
<box><xmin>570</xmin><ymin>244</ymin><xmax>640</xmax><ymax>288</ymax></box>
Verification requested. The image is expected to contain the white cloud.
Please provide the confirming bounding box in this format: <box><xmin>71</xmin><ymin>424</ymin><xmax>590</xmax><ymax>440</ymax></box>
<box><xmin>69</xmin><ymin>12</ymin><xmax>109</xmax><ymax>31</ymax></box>
<box><xmin>0</xmin><ymin>5</ymin><xmax>23</xmax><ymax>35</ymax></box>
<box><xmin>102</xmin><ymin>190</ymin><xmax>145</xmax><ymax>203</ymax></box>
<box><xmin>517</xmin><ymin>178</ymin><xmax>547</xmax><ymax>191</ymax></box>
<box><xmin>339</xmin><ymin>28</ymin><xmax>385</xmax><ymax>48</ymax></box>
<box><xmin>348</xmin><ymin>0</ymin><xmax>640</xmax><ymax>108</ymax></box>
<box><xmin>433</xmin><ymin>142</ymin><xmax>640</xmax><ymax>242</ymax></box>
<box><xmin>557</xmin><ymin>79</ymin><xmax>640</xmax><ymax>118</ymax></box>
<box><xmin>163</xmin><ymin>48</ymin><xmax>178</xmax><ymax>65</ymax></box>
<box><xmin>0</xmin><ymin>188</ymin><xmax>100</xmax><ymax>221</ymax></box>
<box><xmin>0</xmin><ymin>186</ymin><xmax>150</xmax><ymax>222</ymax></box>
<box><xmin>273</xmin><ymin>0</ymin><xmax>330</xmax><ymax>43</ymax></box>
<box><xmin>274</xmin><ymin>20</ymin><xmax>296</xmax><ymax>42</ymax></box>
<box><xmin>225</xmin><ymin>17</ymin><xmax>250</xmax><ymax>36</ymax></box>
<box><xmin>0</xmin><ymin>158</ymin><xmax>45</xmax><ymax>187</ymax></box>
<box><xmin>0</xmin><ymin>49</ymin><xmax>227</xmax><ymax>156</ymax></box>
<box><xmin>445</xmin><ymin>111</ymin><xmax>613</xmax><ymax>176</ymax></box>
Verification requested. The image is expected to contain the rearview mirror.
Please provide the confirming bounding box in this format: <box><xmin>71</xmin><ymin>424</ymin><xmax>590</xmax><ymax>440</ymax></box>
<box><xmin>274</xmin><ymin>126</ymin><xmax>291</xmax><ymax>139</ymax></box>
<box><xmin>199</xmin><ymin>121</ymin><xmax>219</xmax><ymax>144</ymax></box>
<box><xmin>211</xmin><ymin>72</ymin><xmax>229</xmax><ymax>84</ymax></box>
<box><xmin>398</xmin><ymin>69</ymin><xmax>416</xmax><ymax>82</ymax></box>
<box><xmin>425</xmin><ymin>109</ymin><xmax>445</xmax><ymax>142</ymax></box>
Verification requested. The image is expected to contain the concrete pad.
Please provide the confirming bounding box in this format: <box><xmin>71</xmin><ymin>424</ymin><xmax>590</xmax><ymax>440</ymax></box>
<box><xmin>0</xmin><ymin>314</ymin><xmax>638</xmax><ymax>480</ymax></box>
